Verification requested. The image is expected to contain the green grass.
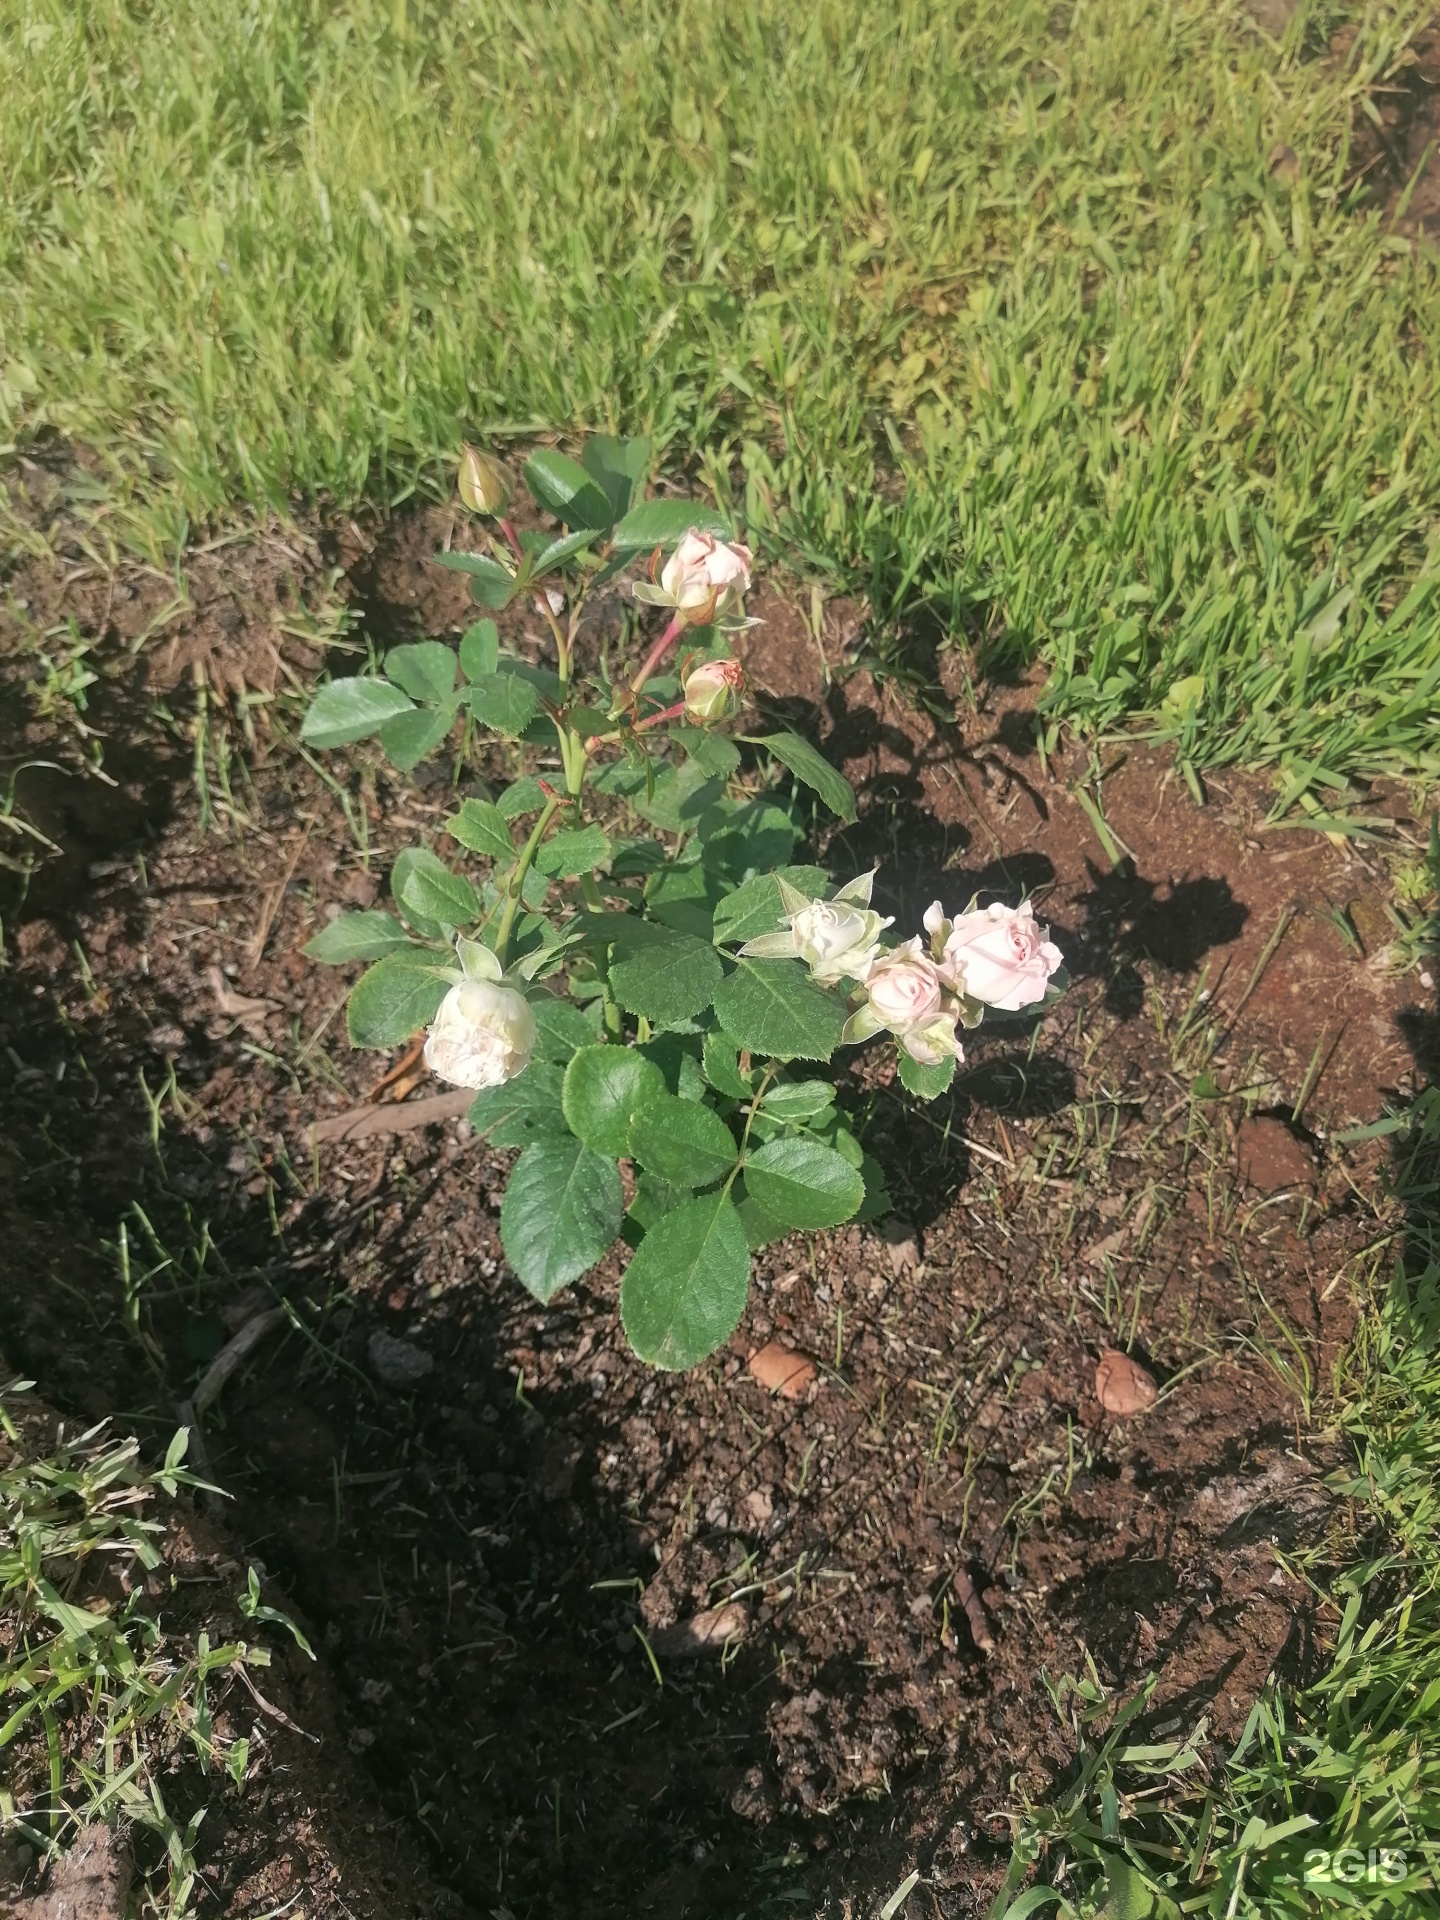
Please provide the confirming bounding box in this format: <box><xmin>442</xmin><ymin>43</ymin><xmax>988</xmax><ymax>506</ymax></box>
<box><xmin>991</xmin><ymin>1090</ymin><xmax>1440</xmax><ymax>1919</ymax></box>
<box><xmin>2</xmin><ymin>0</ymin><xmax>1440</xmax><ymax>792</ymax></box>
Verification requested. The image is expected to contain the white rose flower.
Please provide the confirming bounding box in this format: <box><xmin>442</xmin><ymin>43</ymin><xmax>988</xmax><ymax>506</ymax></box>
<box><xmin>739</xmin><ymin>871</ymin><xmax>892</xmax><ymax>986</ymax></box>
<box><xmin>424</xmin><ymin>980</ymin><xmax>537</xmax><ymax>1090</ymax></box>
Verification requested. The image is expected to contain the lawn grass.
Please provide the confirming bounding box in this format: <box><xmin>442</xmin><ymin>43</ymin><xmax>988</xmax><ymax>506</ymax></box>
<box><xmin>2</xmin><ymin>0</ymin><xmax>1440</xmax><ymax>796</ymax></box>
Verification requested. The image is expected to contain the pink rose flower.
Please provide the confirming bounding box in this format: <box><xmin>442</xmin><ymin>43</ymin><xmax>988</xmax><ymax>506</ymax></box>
<box><xmin>864</xmin><ymin>939</ymin><xmax>944</xmax><ymax>1028</ymax></box>
<box><xmin>940</xmin><ymin>901</ymin><xmax>1062</xmax><ymax>1011</ymax></box>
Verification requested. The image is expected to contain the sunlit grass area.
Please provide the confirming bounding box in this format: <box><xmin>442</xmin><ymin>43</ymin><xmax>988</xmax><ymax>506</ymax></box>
<box><xmin>1</xmin><ymin>0</ymin><xmax>1439</xmax><ymax>789</ymax></box>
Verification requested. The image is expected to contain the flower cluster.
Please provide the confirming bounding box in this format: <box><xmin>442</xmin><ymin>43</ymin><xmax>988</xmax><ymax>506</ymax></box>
<box><xmin>743</xmin><ymin>878</ymin><xmax>1063</xmax><ymax>1069</ymax></box>
<box><xmin>304</xmin><ymin>436</ymin><xmax>1072</xmax><ymax>1375</ymax></box>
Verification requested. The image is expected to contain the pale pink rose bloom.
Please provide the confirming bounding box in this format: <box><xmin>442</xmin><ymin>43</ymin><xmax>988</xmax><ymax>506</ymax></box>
<box><xmin>941</xmin><ymin>901</ymin><xmax>1062</xmax><ymax>1011</ymax></box>
<box><xmin>864</xmin><ymin>939</ymin><xmax>944</xmax><ymax>1028</ymax></box>
<box><xmin>660</xmin><ymin>530</ymin><xmax>754</xmax><ymax>614</ymax></box>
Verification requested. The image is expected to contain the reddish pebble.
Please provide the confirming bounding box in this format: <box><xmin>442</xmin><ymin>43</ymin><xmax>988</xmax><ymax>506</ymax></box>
<box><xmin>1095</xmin><ymin>1348</ymin><xmax>1157</xmax><ymax>1416</ymax></box>
<box><xmin>748</xmin><ymin>1341</ymin><xmax>817</xmax><ymax>1399</ymax></box>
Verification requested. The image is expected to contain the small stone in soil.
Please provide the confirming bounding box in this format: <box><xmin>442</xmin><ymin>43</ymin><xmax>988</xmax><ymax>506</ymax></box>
<box><xmin>742</xmin><ymin>1487</ymin><xmax>775</xmax><ymax>1530</ymax></box>
<box><xmin>1236</xmin><ymin>1115</ymin><xmax>1315</xmax><ymax>1193</ymax></box>
<box><xmin>654</xmin><ymin>1602</ymin><xmax>748</xmax><ymax>1656</ymax></box>
<box><xmin>747</xmin><ymin>1341</ymin><xmax>817</xmax><ymax>1399</ymax></box>
<box><xmin>1095</xmin><ymin>1348</ymin><xmax>1158</xmax><ymax>1416</ymax></box>
<box><xmin>367</xmin><ymin>1330</ymin><xmax>435</xmax><ymax>1387</ymax></box>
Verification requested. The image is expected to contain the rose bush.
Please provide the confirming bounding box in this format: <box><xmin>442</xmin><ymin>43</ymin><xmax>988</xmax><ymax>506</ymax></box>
<box><xmin>300</xmin><ymin>438</ymin><xmax>1067</xmax><ymax>1370</ymax></box>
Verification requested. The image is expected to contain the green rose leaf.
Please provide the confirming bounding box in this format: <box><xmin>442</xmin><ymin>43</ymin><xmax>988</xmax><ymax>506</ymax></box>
<box><xmin>458</xmin><ymin>618</ymin><xmax>500</xmax><ymax>681</ymax></box>
<box><xmin>581</xmin><ymin>435</ymin><xmax>649</xmax><ymax>520</ymax></box>
<box><xmin>385</xmin><ymin>641</ymin><xmax>458</xmax><ymax>703</ymax></box>
<box><xmin>563</xmin><ymin>1046</ymin><xmax>667</xmax><ymax>1156</ymax></box>
<box><xmin>396</xmin><ymin>849</ymin><xmax>480</xmax><ymax>929</ymax></box>
<box><xmin>346</xmin><ymin>950</ymin><xmax>453</xmax><ymax>1048</ymax></box>
<box><xmin>447</xmin><ymin>799</ymin><xmax>514</xmax><ymax>860</ymax></box>
<box><xmin>531</xmin><ymin>996</ymin><xmax>601</xmax><ymax>1062</ymax></box>
<box><xmin>301</xmin><ymin>677</ymin><xmax>415</xmax><ymax>748</ymax></box>
<box><xmin>622</xmin><ymin>1170</ymin><xmax>690</xmax><ymax>1246</ymax></box>
<box><xmin>535</xmin><ymin>825</ymin><xmax>611</xmax><ymax>878</ymax></box>
<box><xmin>611</xmin><ymin>499</ymin><xmax>734</xmax><ymax>553</ymax></box>
<box><xmin>610</xmin><ymin>932</ymin><xmax>723</xmax><ymax>1025</ymax></box>
<box><xmin>390</xmin><ymin>847</ymin><xmax>447</xmax><ymax>938</ymax></box>
<box><xmin>498</xmin><ymin>775</ymin><xmax>547</xmax><ymax>818</ymax></box>
<box><xmin>896</xmin><ymin>1052</ymin><xmax>956</xmax><ymax>1100</ymax></box>
<box><xmin>523</xmin><ymin>449</ymin><xmax>615</xmax><ymax>530</ymax></box>
<box><xmin>675</xmin><ymin>726</ymin><xmax>741</xmax><ymax>779</ymax></box>
<box><xmin>732</xmin><ymin>1175</ymin><xmax>789</xmax><ymax>1251</ymax></box>
<box><xmin>303</xmin><ymin>911</ymin><xmax>413</xmax><ymax>965</ymax></box>
<box><xmin>467</xmin><ymin>1061</ymin><xmax>567</xmax><ymax>1147</ymax></box>
<box><xmin>500</xmin><ymin>1135</ymin><xmax>623</xmax><ymax>1303</ymax></box>
<box><xmin>379</xmin><ymin>703</ymin><xmax>457</xmax><ymax>772</ymax></box>
<box><xmin>467</xmin><ymin>672</ymin><xmax>541</xmax><ymax>737</ymax></box>
<box><xmin>757</xmin><ymin>732</ymin><xmax>858</xmax><ymax>823</ymax></box>
<box><xmin>711</xmin><ymin>866</ymin><xmax>829</xmax><ymax>945</ymax></box>
<box><xmin>761</xmin><ymin>1079</ymin><xmax>836</xmax><ymax>1122</ymax></box>
<box><xmin>712</xmin><ymin>961</ymin><xmax>847</xmax><ymax>1060</ymax></box>
<box><xmin>855</xmin><ymin>1152</ymin><xmax>892</xmax><ymax>1223</ymax></box>
<box><xmin>620</xmin><ymin>1190</ymin><xmax>750</xmax><ymax>1370</ymax></box>
<box><xmin>532</xmin><ymin>529</ymin><xmax>598</xmax><ymax>576</ymax></box>
<box><xmin>433</xmin><ymin>550</ymin><xmax>518</xmax><ymax>609</ymax></box>
<box><xmin>743</xmin><ymin>1136</ymin><xmax>865</xmax><ymax>1230</ymax></box>
<box><xmin>701</xmin><ymin>1031</ymin><xmax>753</xmax><ymax>1099</ymax></box>
<box><xmin>627</xmin><ymin>1092</ymin><xmax>737</xmax><ymax>1189</ymax></box>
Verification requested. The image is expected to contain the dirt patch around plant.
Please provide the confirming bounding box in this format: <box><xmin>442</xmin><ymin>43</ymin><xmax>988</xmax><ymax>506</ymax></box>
<box><xmin>1</xmin><ymin>493</ymin><xmax>1436</xmax><ymax>1916</ymax></box>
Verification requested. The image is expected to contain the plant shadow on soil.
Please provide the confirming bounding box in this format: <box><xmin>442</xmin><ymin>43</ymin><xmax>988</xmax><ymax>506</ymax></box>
<box><xmin>0</xmin><ymin>505</ymin><xmax>1432</xmax><ymax>1917</ymax></box>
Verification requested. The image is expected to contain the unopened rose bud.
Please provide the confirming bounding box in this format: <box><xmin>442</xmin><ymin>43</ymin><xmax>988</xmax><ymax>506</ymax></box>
<box><xmin>682</xmin><ymin>655</ymin><xmax>745</xmax><ymax>724</ymax></box>
<box><xmin>457</xmin><ymin>443</ymin><xmax>512</xmax><ymax>516</ymax></box>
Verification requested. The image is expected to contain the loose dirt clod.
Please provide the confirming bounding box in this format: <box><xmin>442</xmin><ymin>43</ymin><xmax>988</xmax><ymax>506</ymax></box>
<box><xmin>1237</xmin><ymin>1115</ymin><xmax>1316</xmax><ymax>1193</ymax></box>
<box><xmin>1095</xmin><ymin>1348</ymin><xmax>1159</xmax><ymax>1416</ymax></box>
<box><xmin>747</xmin><ymin>1341</ymin><xmax>817</xmax><ymax>1398</ymax></box>
<box><xmin>368</xmin><ymin>1331</ymin><xmax>436</xmax><ymax>1387</ymax></box>
<box><xmin>8</xmin><ymin>1824</ymin><xmax>130</xmax><ymax>1920</ymax></box>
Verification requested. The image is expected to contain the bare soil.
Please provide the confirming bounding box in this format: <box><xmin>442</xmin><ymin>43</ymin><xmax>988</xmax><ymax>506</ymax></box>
<box><xmin>1</xmin><ymin>485</ymin><xmax>1436</xmax><ymax>1917</ymax></box>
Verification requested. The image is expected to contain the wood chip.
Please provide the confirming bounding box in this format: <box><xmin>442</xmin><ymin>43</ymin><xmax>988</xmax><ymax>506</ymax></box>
<box><xmin>1095</xmin><ymin>1347</ymin><xmax>1158</xmax><ymax>1417</ymax></box>
<box><xmin>747</xmin><ymin>1341</ymin><xmax>817</xmax><ymax>1399</ymax></box>
<box><xmin>208</xmin><ymin>965</ymin><xmax>274</xmax><ymax>1028</ymax></box>
<box><xmin>953</xmin><ymin>1565</ymin><xmax>994</xmax><ymax>1655</ymax></box>
<box><xmin>308</xmin><ymin>1088</ymin><xmax>474</xmax><ymax>1145</ymax></box>
<box><xmin>193</xmin><ymin>1307</ymin><xmax>286</xmax><ymax>1414</ymax></box>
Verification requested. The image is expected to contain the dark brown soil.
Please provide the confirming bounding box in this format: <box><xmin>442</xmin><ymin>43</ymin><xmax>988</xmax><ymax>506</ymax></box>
<box><xmin>1</xmin><ymin>486</ymin><xmax>1436</xmax><ymax>1917</ymax></box>
<box><xmin>1337</xmin><ymin>16</ymin><xmax>1440</xmax><ymax>236</ymax></box>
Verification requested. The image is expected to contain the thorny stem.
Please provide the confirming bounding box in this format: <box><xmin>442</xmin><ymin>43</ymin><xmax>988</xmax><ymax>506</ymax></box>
<box><xmin>495</xmin><ymin>795</ymin><xmax>560</xmax><ymax>964</ymax></box>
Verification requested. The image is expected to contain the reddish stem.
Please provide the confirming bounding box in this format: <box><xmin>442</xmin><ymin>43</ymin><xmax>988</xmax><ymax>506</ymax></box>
<box><xmin>499</xmin><ymin>518</ymin><xmax>524</xmax><ymax>560</ymax></box>
<box><xmin>635</xmin><ymin>699</ymin><xmax>687</xmax><ymax>733</ymax></box>
<box><xmin>631</xmin><ymin>612</ymin><xmax>684</xmax><ymax>692</ymax></box>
